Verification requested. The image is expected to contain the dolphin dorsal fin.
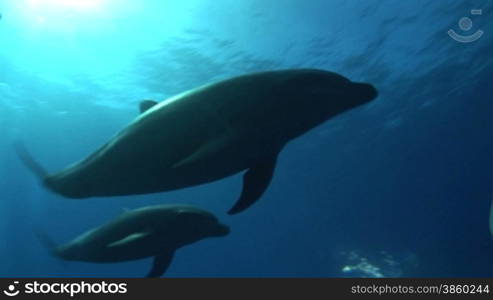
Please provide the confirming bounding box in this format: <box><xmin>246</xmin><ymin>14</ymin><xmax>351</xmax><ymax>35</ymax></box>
<box><xmin>139</xmin><ymin>100</ymin><xmax>158</xmax><ymax>114</ymax></box>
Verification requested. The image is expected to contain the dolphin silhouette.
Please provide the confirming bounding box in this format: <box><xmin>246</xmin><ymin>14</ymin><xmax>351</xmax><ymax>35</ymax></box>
<box><xmin>16</xmin><ymin>69</ymin><xmax>378</xmax><ymax>214</ymax></box>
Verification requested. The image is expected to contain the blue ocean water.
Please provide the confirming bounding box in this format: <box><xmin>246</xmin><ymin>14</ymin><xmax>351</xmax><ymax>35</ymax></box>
<box><xmin>0</xmin><ymin>0</ymin><xmax>492</xmax><ymax>277</ymax></box>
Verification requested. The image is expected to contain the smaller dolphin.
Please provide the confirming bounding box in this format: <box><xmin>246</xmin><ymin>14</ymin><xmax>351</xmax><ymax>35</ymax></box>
<box><xmin>38</xmin><ymin>204</ymin><xmax>229</xmax><ymax>277</ymax></box>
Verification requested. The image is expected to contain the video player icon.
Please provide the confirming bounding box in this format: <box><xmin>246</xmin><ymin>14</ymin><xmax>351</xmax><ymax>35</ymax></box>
<box><xmin>3</xmin><ymin>281</ymin><xmax>20</xmax><ymax>297</ymax></box>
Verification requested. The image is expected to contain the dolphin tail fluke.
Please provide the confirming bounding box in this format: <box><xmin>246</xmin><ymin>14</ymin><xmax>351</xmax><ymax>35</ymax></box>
<box><xmin>13</xmin><ymin>141</ymin><xmax>48</xmax><ymax>179</ymax></box>
<box><xmin>33</xmin><ymin>227</ymin><xmax>58</xmax><ymax>256</ymax></box>
<box><xmin>33</xmin><ymin>228</ymin><xmax>69</xmax><ymax>269</ymax></box>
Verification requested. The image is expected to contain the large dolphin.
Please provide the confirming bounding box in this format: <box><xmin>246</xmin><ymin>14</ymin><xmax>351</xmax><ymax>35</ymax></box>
<box><xmin>16</xmin><ymin>69</ymin><xmax>378</xmax><ymax>214</ymax></box>
<box><xmin>38</xmin><ymin>204</ymin><xmax>230</xmax><ymax>277</ymax></box>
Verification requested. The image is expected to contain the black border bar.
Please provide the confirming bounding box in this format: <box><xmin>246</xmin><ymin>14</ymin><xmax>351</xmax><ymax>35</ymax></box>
<box><xmin>0</xmin><ymin>278</ymin><xmax>492</xmax><ymax>299</ymax></box>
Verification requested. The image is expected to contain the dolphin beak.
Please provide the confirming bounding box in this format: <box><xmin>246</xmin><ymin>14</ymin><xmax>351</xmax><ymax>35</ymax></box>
<box><xmin>215</xmin><ymin>223</ymin><xmax>230</xmax><ymax>237</ymax></box>
<box><xmin>353</xmin><ymin>82</ymin><xmax>378</xmax><ymax>102</ymax></box>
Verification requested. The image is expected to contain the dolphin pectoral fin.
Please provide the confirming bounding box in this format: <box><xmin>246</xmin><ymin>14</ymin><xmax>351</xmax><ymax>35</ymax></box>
<box><xmin>171</xmin><ymin>148</ymin><xmax>205</xmax><ymax>169</ymax></box>
<box><xmin>146</xmin><ymin>250</ymin><xmax>175</xmax><ymax>278</ymax></box>
<box><xmin>228</xmin><ymin>155</ymin><xmax>278</xmax><ymax>215</ymax></box>
<box><xmin>107</xmin><ymin>232</ymin><xmax>151</xmax><ymax>248</ymax></box>
<box><xmin>172</xmin><ymin>135</ymin><xmax>231</xmax><ymax>169</ymax></box>
<box><xmin>139</xmin><ymin>100</ymin><xmax>158</xmax><ymax>113</ymax></box>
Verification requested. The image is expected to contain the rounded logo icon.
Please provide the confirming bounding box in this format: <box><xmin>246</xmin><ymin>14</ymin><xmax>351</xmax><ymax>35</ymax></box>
<box><xmin>3</xmin><ymin>282</ymin><xmax>20</xmax><ymax>297</ymax></box>
<box><xmin>448</xmin><ymin>9</ymin><xmax>484</xmax><ymax>43</ymax></box>
<box><xmin>458</xmin><ymin>17</ymin><xmax>473</xmax><ymax>31</ymax></box>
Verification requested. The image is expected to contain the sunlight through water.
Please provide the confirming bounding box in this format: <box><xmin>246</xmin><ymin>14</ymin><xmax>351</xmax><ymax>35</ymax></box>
<box><xmin>2</xmin><ymin>0</ymin><xmax>198</xmax><ymax>80</ymax></box>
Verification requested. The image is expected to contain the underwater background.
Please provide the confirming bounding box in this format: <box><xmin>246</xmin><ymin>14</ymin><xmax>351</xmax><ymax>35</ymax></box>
<box><xmin>0</xmin><ymin>0</ymin><xmax>492</xmax><ymax>277</ymax></box>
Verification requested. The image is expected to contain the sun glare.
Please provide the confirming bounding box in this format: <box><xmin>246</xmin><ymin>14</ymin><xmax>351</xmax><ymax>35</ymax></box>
<box><xmin>27</xmin><ymin>0</ymin><xmax>105</xmax><ymax>12</ymax></box>
<box><xmin>19</xmin><ymin>0</ymin><xmax>114</xmax><ymax>29</ymax></box>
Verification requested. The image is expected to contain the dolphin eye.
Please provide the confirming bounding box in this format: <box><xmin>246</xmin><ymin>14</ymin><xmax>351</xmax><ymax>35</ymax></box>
<box><xmin>201</xmin><ymin>215</ymin><xmax>218</xmax><ymax>225</ymax></box>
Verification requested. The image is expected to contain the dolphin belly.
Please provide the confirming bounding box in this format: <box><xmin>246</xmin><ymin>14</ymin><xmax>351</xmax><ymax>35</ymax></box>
<box><xmin>46</xmin><ymin>145</ymin><xmax>255</xmax><ymax>199</ymax></box>
<box><xmin>44</xmin><ymin>95</ymin><xmax>263</xmax><ymax>198</ymax></box>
